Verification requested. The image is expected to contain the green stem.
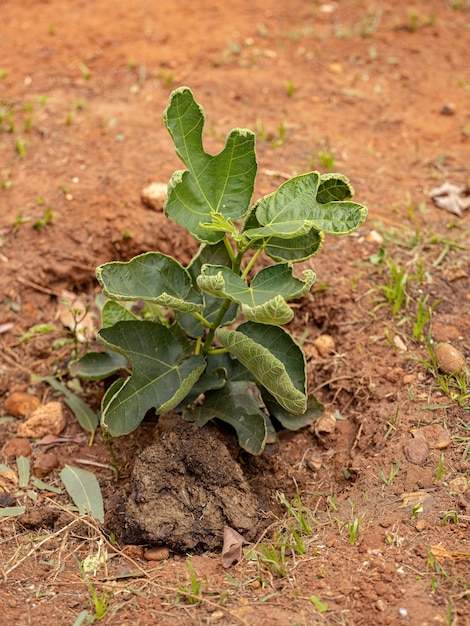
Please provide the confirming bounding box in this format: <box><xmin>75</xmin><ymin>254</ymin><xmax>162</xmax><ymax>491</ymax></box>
<box><xmin>202</xmin><ymin>298</ymin><xmax>233</xmax><ymax>352</ymax></box>
<box><xmin>192</xmin><ymin>312</ymin><xmax>212</xmax><ymax>328</ymax></box>
<box><xmin>241</xmin><ymin>246</ymin><xmax>265</xmax><ymax>280</ymax></box>
<box><xmin>223</xmin><ymin>234</ymin><xmax>236</xmax><ymax>264</ymax></box>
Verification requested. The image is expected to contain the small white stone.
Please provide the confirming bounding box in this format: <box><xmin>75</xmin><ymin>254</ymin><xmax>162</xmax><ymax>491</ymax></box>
<box><xmin>398</xmin><ymin>607</ymin><xmax>408</xmax><ymax>617</ymax></box>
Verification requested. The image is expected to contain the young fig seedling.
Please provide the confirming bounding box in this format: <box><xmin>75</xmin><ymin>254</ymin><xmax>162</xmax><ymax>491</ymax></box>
<box><xmin>74</xmin><ymin>87</ymin><xmax>368</xmax><ymax>454</ymax></box>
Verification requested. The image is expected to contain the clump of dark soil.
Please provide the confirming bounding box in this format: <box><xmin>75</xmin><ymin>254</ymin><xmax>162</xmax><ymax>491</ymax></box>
<box><xmin>122</xmin><ymin>423</ymin><xmax>260</xmax><ymax>552</ymax></box>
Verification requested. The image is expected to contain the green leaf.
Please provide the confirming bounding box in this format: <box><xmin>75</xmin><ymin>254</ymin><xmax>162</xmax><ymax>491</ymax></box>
<box><xmin>60</xmin><ymin>465</ymin><xmax>104</xmax><ymax>523</ymax></box>
<box><xmin>0</xmin><ymin>506</ymin><xmax>26</xmax><ymax>517</ymax></box>
<box><xmin>163</xmin><ymin>87</ymin><xmax>257</xmax><ymax>243</ymax></box>
<box><xmin>98</xmin><ymin>321</ymin><xmax>206</xmax><ymax>435</ymax></box>
<box><xmin>216</xmin><ymin>322</ymin><xmax>307</xmax><ymax>414</ymax></box>
<box><xmin>96</xmin><ymin>252</ymin><xmax>203</xmax><ymax>314</ymax></box>
<box><xmin>40</xmin><ymin>377</ymin><xmax>99</xmax><ymax>435</ymax></box>
<box><xmin>69</xmin><ymin>350</ymin><xmax>129</xmax><ymax>380</ymax></box>
<box><xmin>243</xmin><ymin>210</ymin><xmax>324</xmax><ymax>263</ymax></box>
<box><xmin>30</xmin><ymin>476</ymin><xmax>62</xmax><ymax>493</ymax></box>
<box><xmin>17</xmin><ymin>456</ymin><xmax>30</xmax><ymax>488</ymax></box>
<box><xmin>316</xmin><ymin>172</ymin><xmax>355</xmax><ymax>203</ymax></box>
<box><xmin>101</xmin><ymin>300</ymin><xmax>138</xmax><ymax>328</ymax></box>
<box><xmin>198</xmin><ymin>264</ymin><xmax>315</xmax><ymax>325</ymax></box>
<box><xmin>264</xmin><ymin>392</ymin><xmax>324</xmax><ymax>430</ymax></box>
<box><xmin>176</xmin><ymin>242</ymin><xmax>239</xmax><ymax>337</ymax></box>
<box><xmin>244</xmin><ymin>171</ymin><xmax>367</xmax><ymax>239</ymax></box>
<box><xmin>185</xmin><ymin>381</ymin><xmax>268</xmax><ymax>454</ymax></box>
<box><xmin>310</xmin><ymin>595</ymin><xmax>328</xmax><ymax>613</ymax></box>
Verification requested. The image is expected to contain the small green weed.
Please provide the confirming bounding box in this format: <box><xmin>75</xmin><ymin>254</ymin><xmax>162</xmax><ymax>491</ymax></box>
<box><xmin>177</xmin><ymin>560</ymin><xmax>203</xmax><ymax>605</ymax></box>
<box><xmin>377</xmin><ymin>461</ymin><xmax>401</xmax><ymax>486</ymax></box>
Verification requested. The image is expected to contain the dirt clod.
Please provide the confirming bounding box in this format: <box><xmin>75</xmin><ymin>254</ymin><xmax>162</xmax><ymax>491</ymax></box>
<box><xmin>4</xmin><ymin>392</ymin><xmax>40</xmax><ymax>417</ymax></box>
<box><xmin>404</xmin><ymin>438</ymin><xmax>429</xmax><ymax>466</ymax></box>
<box><xmin>17</xmin><ymin>402</ymin><xmax>66</xmax><ymax>439</ymax></box>
<box><xmin>123</xmin><ymin>424</ymin><xmax>259</xmax><ymax>552</ymax></box>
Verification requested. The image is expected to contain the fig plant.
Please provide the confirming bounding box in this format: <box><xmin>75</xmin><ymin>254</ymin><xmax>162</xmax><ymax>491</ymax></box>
<box><xmin>73</xmin><ymin>87</ymin><xmax>367</xmax><ymax>454</ymax></box>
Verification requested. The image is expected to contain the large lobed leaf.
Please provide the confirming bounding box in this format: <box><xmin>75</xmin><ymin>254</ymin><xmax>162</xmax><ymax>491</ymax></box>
<box><xmin>216</xmin><ymin>322</ymin><xmax>307</xmax><ymax>414</ymax></box>
<box><xmin>243</xmin><ymin>171</ymin><xmax>367</xmax><ymax>241</ymax></box>
<box><xmin>163</xmin><ymin>87</ymin><xmax>257</xmax><ymax>243</ymax></box>
<box><xmin>198</xmin><ymin>264</ymin><xmax>315</xmax><ymax>325</ymax></box>
<box><xmin>96</xmin><ymin>252</ymin><xmax>203</xmax><ymax>314</ymax></box>
<box><xmin>185</xmin><ymin>381</ymin><xmax>268</xmax><ymax>455</ymax></box>
<box><xmin>98</xmin><ymin>321</ymin><xmax>206</xmax><ymax>435</ymax></box>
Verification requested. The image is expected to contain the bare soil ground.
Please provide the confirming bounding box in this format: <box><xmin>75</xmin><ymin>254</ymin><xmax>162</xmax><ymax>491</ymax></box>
<box><xmin>1</xmin><ymin>1</ymin><xmax>470</xmax><ymax>625</ymax></box>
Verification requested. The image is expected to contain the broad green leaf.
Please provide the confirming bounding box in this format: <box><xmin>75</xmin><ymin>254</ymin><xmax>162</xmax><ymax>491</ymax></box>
<box><xmin>243</xmin><ymin>209</ymin><xmax>324</xmax><ymax>263</ymax></box>
<box><xmin>17</xmin><ymin>456</ymin><xmax>30</xmax><ymax>488</ymax></box>
<box><xmin>101</xmin><ymin>300</ymin><xmax>138</xmax><ymax>328</ymax></box>
<box><xmin>96</xmin><ymin>252</ymin><xmax>203</xmax><ymax>314</ymax></box>
<box><xmin>316</xmin><ymin>172</ymin><xmax>354</xmax><ymax>203</ymax></box>
<box><xmin>40</xmin><ymin>376</ymin><xmax>99</xmax><ymax>435</ymax></box>
<box><xmin>98</xmin><ymin>321</ymin><xmax>206</xmax><ymax>435</ymax></box>
<box><xmin>69</xmin><ymin>350</ymin><xmax>129</xmax><ymax>380</ymax></box>
<box><xmin>216</xmin><ymin>322</ymin><xmax>307</xmax><ymax>414</ymax></box>
<box><xmin>243</xmin><ymin>171</ymin><xmax>367</xmax><ymax>239</ymax></box>
<box><xmin>177</xmin><ymin>242</ymin><xmax>239</xmax><ymax>337</ymax></box>
<box><xmin>198</xmin><ymin>264</ymin><xmax>315</xmax><ymax>325</ymax></box>
<box><xmin>263</xmin><ymin>392</ymin><xmax>324</xmax><ymax>430</ymax></box>
<box><xmin>60</xmin><ymin>465</ymin><xmax>104</xmax><ymax>522</ymax></box>
<box><xmin>163</xmin><ymin>87</ymin><xmax>257</xmax><ymax>243</ymax></box>
<box><xmin>0</xmin><ymin>506</ymin><xmax>26</xmax><ymax>517</ymax></box>
<box><xmin>185</xmin><ymin>381</ymin><xmax>268</xmax><ymax>454</ymax></box>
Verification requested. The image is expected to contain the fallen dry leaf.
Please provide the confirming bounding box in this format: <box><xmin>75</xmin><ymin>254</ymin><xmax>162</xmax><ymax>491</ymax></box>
<box><xmin>431</xmin><ymin>544</ymin><xmax>470</xmax><ymax>561</ymax></box>
<box><xmin>221</xmin><ymin>526</ymin><xmax>246</xmax><ymax>568</ymax></box>
<box><xmin>429</xmin><ymin>181</ymin><xmax>470</xmax><ymax>217</ymax></box>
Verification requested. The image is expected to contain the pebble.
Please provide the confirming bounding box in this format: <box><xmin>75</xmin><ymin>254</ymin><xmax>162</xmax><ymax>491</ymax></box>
<box><xmin>314</xmin><ymin>412</ymin><xmax>336</xmax><ymax>435</ymax></box>
<box><xmin>33</xmin><ymin>452</ymin><xmax>59</xmax><ymax>478</ymax></box>
<box><xmin>4</xmin><ymin>437</ymin><xmax>31</xmax><ymax>457</ymax></box>
<box><xmin>4</xmin><ymin>392</ymin><xmax>40</xmax><ymax>417</ymax></box>
<box><xmin>313</xmin><ymin>334</ymin><xmax>335</xmax><ymax>357</ymax></box>
<box><xmin>141</xmin><ymin>182</ymin><xmax>167</xmax><ymax>211</ymax></box>
<box><xmin>434</xmin><ymin>342</ymin><xmax>465</xmax><ymax>375</ymax></box>
<box><xmin>307</xmin><ymin>455</ymin><xmax>322</xmax><ymax>471</ymax></box>
<box><xmin>143</xmin><ymin>546</ymin><xmax>170</xmax><ymax>561</ymax></box>
<box><xmin>413</xmin><ymin>424</ymin><xmax>451</xmax><ymax>449</ymax></box>
<box><xmin>404</xmin><ymin>438</ymin><xmax>429</xmax><ymax>465</ymax></box>
<box><xmin>17</xmin><ymin>401</ymin><xmax>66</xmax><ymax>438</ymax></box>
<box><xmin>448</xmin><ymin>476</ymin><xmax>468</xmax><ymax>495</ymax></box>
<box><xmin>121</xmin><ymin>545</ymin><xmax>145</xmax><ymax>559</ymax></box>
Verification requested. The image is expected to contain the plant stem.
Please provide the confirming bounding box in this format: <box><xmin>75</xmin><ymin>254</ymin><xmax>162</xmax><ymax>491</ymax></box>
<box><xmin>241</xmin><ymin>246</ymin><xmax>264</xmax><ymax>280</ymax></box>
<box><xmin>202</xmin><ymin>297</ymin><xmax>233</xmax><ymax>352</ymax></box>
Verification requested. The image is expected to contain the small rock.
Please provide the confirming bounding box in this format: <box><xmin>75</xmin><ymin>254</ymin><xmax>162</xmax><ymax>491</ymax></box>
<box><xmin>434</xmin><ymin>342</ymin><xmax>465</xmax><ymax>375</ymax></box>
<box><xmin>0</xmin><ymin>492</ymin><xmax>16</xmax><ymax>507</ymax></box>
<box><xmin>440</xmin><ymin>103</ymin><xmax>455</xmax><ymax>116</ymax></box>
<box><xmin>4</xmin><ymin>437</ymin><xmax>31</xmax><ymax>457</ymax></box>
<box><xmin>413</xmin><ymin>424</ymin><xmax>451</xmax><ymax>449</ymax></box>
<box><xmin>33</xmin><ymin>452</ymin><xmax>59</xmax><ymax>478</ymax></box>
<box><xmin>4</xmin><ymin>392</ymin><xmax>40</xmax><ymax>417</ymax></box>
<box><xmin>143</xmin><ymin>546</ymin><xmax>170</xmax><ymax>561</ymax></box>
<box><xmin>121</xmin><ymin>545</ymin><xmax>145</xmax><ymax>559</ymax></box>
<box><xmin>210</xmin><ymin>611</ymin><xmax>224</xmax><ymax>621</ymax></box>
<box><xmin>314</xmin><ymin>412</ymin><xmax>336</xmax><ymax>435</ymax></box>
<box><xmin>313</xmin><ymin>334</ymin><xmax>335</xmax><ymax>357</ymax></box>
<box><xmin>449</xmin><ymin>476</ymin><xmax>468</xmax><ymax>495</ymax></box>
<box><xmin>375</xmin><ymin>599</ymin><xmax>387</xmax><ymax>612</ymax></box>
<box><xmin>141</xmin><ymin>182</ymin><xmax>167</xmax><ymax>211</ymax></box>
<box><xmin>367</xmin><ymin>230</ymin><xmax>384</xmax><ymax>244</ymax></box>
<box><xmin>17</xmin><ymin>402</ymin><xmax>66</xmax><ymax>438</ymax></box>
<box><xmin>415</xmin><ymin>519</ymin><xmax>427</xmax><ymax>532</ymax></box>
<box><xmin>402</xmin><ymin>374</ymin><xmax>416</xmax><ymax>385</ymax></box>
<box><xmin>307</xmin><ymin>455</ymin><xmax>322</xmax><ymax>472</ymax></box>
<box><xmin>404</xmin><ymin>438</ymin><xmax>429</xmax><ymax>465</ymax></box>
